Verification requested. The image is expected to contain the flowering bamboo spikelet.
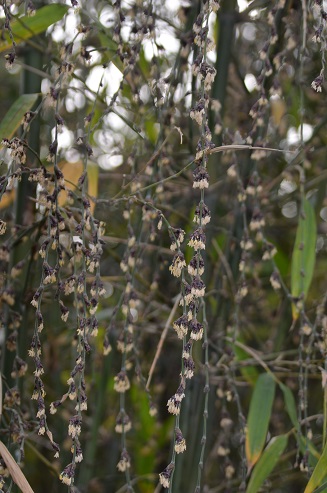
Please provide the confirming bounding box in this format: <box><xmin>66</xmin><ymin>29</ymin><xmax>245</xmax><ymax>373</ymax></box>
<box><xmin>173</xmin><ymin>315</ymin><xmax>189</xmax><ymax>339</ymax></box>
<box><xmin>183</xmin><ymin>356</ymin><xmax>195</xmax><ymax>379</ymax></box>
<box><xmin>182</xmin><ymin>339</ymin><xmax>193</xmax><ymax>359</ymax></box>
<box><xmin>114</xmin><ymin>371</ymin><xmax>131</xmax><ymax>393</ymax></box>
<box><xmin>174</xmin><ymin>428</ymin><xmax>187</xmax><ymax>454</ymax></box>
<box><xmin>189</xmin><ymin>319</ymin><xmax>204</xmax><ymax>341</ymax></box>
<box><xmin>194</xmin><ymin>202</ymin><xmax>211</xmax><ymax>225</ymax></box>
<box><xmin>188</xmin><ymin>228</ymin><xmax>206</xmax><ymax>251</ymax></box>
<box><xmin>167</xmin><ymin>396</ymin><xmax>181</xmax><ymax>415</ymax></box>
<box><xmin>60</xmin><ymin>463</ymin><xmax>75</xmax><ymax>486</ymax></box>
<box><xmin>159</xmin><ymin>463</ymin><xmax>174</xmax><ymax>489</ymax></box>
<box><xmin>191</xmin><ymin>277</ymin><xmax>206</xmax><ymax>298</ymax></box>
<box><xmin>169</xmin><ymin>252</ymin><xmax>186</xmax><ymax>278</ymax></box>
<box><xmin>115</xmin><ymin>411</ymin><xmax>132</xmax><ymax>434</ymax></box>
<box><xmin>193</xmin><ymin>165</ymin><xmax>210</xmax><ymax>189</ymax></box>
<box><xmin>117</xmin><ymin>449</ymin><xmax>131</xmax><ymax>472</ymax></box>
<box><xmin>188</xmin><ymin>255</ymin><xmax>205</xmax><ymax>276</ymax></box>
<box><xmin>169</xmin><ymin>227</ymin><xmax>185</xmax><ymax>251</ymax></box>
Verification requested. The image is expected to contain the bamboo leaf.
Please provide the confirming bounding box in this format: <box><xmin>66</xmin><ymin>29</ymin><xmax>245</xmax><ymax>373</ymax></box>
<box><xmin>233</xmin><ymin>337</ymin><xmax>259</xmax><ymax>384</ymax></box>
<box><xmin>291</xmin><ymin>199</ymin><xmax>316</xmax><ymax>319</ymax></box>
<box><xmin>246</xmin><ymin>435</ymin><xmax>288</xmax><ymax>493</ymax></box>
<box><xmin>56</xmin><ymin>161</ymin><xmax>98</xmax><ymax>213</ymax></box>
<box><xmin>0</xmin><ymin>441</ymin><xmax>34</xmax><ymax>493</ymax></box>
<box><xmin>279</xmin><ymin>383</ymin><xmax>298</xmax><ymax>428</ymax></box>
<box><xmin>145</xmin><ymin>119</ymin><xmax>159</xmax><ymax>144</ymax></box>
<box><xmin>87</xmin><ymin>162</ymin><xmax>99</xmax><ymax>214</ymax></box>
<box><xmin>0</xmin><ymin>4</ymin><xmax>69</xmax><ymax>52</ymax></box>
<box><xmin>313</xmin><ymin>480</ymin><xmax>327</xmax><ymax>493</ymax></box>
<box><xmin>246</xmin><ymin>373</ymin><xmax>276</xmax><ymax>467</ymax></box>
<box><xmin>0</xmin><ymin>93</ymin><xmax>38</xmax><ymax>141</ymax></box>
<box><xmin>111</xmin><ymin>109</ymin><xmax>144</xmax><ymax>139</ymax></box>
<box><xmin>0</xmin><ymin>189</ymin><xmax>16</xmax><ymax>210</ymax></box>
<box><xmin>304</xmin><ymin>440</ymin><xmax>327</xmax><ymax>493</ymax></box>
<box><xmin>279</xmin><ymin>383</ymin><xmax>320</xmax><ymax>462</ymax></box>
<box><xmin>57</xmin><ymin>161</ymin><xmax>83</xmax><ymax>207</ymax></box>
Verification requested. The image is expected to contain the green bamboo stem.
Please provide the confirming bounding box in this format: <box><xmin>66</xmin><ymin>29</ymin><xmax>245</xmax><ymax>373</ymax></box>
<box><xmin>17</xmin><ymin>45</ymin><xmax>43</xmax><ymax>393</ymax></box>
<box><xmin>77</xmin><ymin>353</ymin><xmax>112</xmax><ymax>486</ymax></box>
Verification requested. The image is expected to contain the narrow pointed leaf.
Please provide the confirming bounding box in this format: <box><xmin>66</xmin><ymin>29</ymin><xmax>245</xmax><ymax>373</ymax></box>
<box><xmin>0</xmin><ymin>4</ymin><xmax>69</xmax><ymax>52</ymax></box>
<box><xmin>246</xmin><ymin>435</ymin><xmax>288</xmax><ymax>493</ymax></box>
<box><xmin>0</xmin><ymin>93</ymin><xmax>38</xmax><ymax>141</ymax></box>
<box><xmin>304</xmin><ymin>440</ymin><xmax>327</xmax><ymax>493</ymax></box>
<box><xmin>279</xmin><ymin>382</ymin><xmax>298</xmax><ymax>428</ymax></box>
<box><xmin>0</xmin><ymin>441</ymin><xmax>34</xmax><ymax>493</ymax></box>
<box><xmin>0</xmin><ymin>189</ymin><xmax>15</xmax><ymax>210</ymax></box>
<box><xmin>312</xmin><ymin>480</ymin><xmax>327</xmax><ymax>493</ymax></box>
<box><xmin>234</xmin><ymin>338</ymin><xmax>259</xmax><ymax>384</ymax></box>
<box><xmin>56</xmin><ymin>161</ymin><xmax>83</xmax><ymax>208</ymax></box>
<box><xmin>246</xmin><ymin>373</ymin><xmax>276</xmax><ymax>467</ymax></box>
<box><xmin>291</xmin><ymin>199</ymin><xmax>316</xmax><ymax>319</ymax></box>
<box><xmin>279</xmin><ymin>383</ymin><xmax>320</xmax><ymax>462</ymax></box>
<box><xmin>87</xmin><ymin>162</ymin><xmax>99</xmax><ymax>214</ymax></box>
<box><xmin>55</xmin><ymin>161</ymin><xmax>98</xmax><ymax>213</ymax></box>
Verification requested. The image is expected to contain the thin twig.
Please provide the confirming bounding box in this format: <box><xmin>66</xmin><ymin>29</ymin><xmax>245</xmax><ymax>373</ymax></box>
<box><xmin>212</xmin><ymin>239</ymin><xmax>236</xmax><ymax>295</ymax></box>
<box><xmin>146</xmin><ymin>295</ymin><xmax>181</xmax><ymax>390</ymax></box>
<box><xmin>226</xmin><ymin>337</ymin><xmax>279</xmax><ymax>381</ymax></box>
<box><xmin>112</xmin><ymin>127</ymin><xmax>183</xmax><ymax>199</ymax></box>
<box><xmin>206</xmin><ymin>144</ymin><xmax>295</xmax><ymax>155</ymax></box>
<box><xmin>15</xmin><ymin>61</ymin><xmax>53</xmax><ymax>80</ymax></box>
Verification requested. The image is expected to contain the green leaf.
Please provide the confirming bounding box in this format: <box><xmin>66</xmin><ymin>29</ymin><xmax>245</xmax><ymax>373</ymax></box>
<box><xmin>279</xmin><ymin>383</ymin><xmax>298</xmax><ymax>428</ymax></box>
<box><xmin>87</xmin><ymin>162</ymin><xmax>99</xmax><ymax>214</ymax></box>
<box><xmin>291</xmin><ymin>199</ymin><xmax>316</xmax><ymax>319</ymax></box>
<box><xmin>279</xmin><ymin>383</ymin><xmax>320</xmax><ymax>463</ymax></box>
<box><xmin>0</xmin><ymin>93</ymin><xmax>38</xmax><ymax>141</ymax></box>
<box><xmin>233</xmin><ymin>337</ymin><xmax>259</xmax><ymax>384</ymax></box>
<box><xmin>246</xmin><ymin>373</ymin><xmax>276</xmax><ymax>467</ymax></box>
<box><xmin>111</xmin><ymin>109</ymin><xmax>144</xmax><ymax>139</ymax></box>
<box><xmin>145</xmin><ymin>119</ymin><xmax>159</xmax><ymax>144</ymax></box>
<box><xmin>98</xmin><ymin>31</ymin><xmax>123</xmax><ymax>72</ymax></box>
<box><xmin>246</xmin><ymin>435</ymin><xmax>288</xmax><ymax>493</ymax></box>
<box><xmin>304</xmin><ymin>440</ymin><xmax>327</xmax><ymax>493</ymax></box>
<box><xmin>273</xmin><ymin>245</ymin><xmax>289</xmax><ymax>278</ymax></box>
<box><xmin>0</xmin><ymin>4</ymin><xmax>69</xmax><ymax>53</ymax></box>
<box><xmin>313</xmin><ymin>480</ymin><xmax>327</xmax><ymax>493</ymax></box>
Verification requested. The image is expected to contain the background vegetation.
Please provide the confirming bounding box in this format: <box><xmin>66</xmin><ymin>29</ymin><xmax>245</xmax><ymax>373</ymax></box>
<box><xmin>0</xmin><ymin>0</ymin><xmax>327</xmax><ymax>492</ymax></box>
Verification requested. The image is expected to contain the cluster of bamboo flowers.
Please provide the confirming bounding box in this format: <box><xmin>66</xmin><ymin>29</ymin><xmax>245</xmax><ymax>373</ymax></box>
<box><xmin>159</xmin><ymin>1</ymin><xmax>219</xmax><ymax>490</ymax></box>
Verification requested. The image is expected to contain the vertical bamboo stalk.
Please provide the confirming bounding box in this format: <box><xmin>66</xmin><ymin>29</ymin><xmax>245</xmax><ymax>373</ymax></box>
<box><xmin>2</xmin><ymin>47</ymin><xmax>43</xmax><ymax>388</ymax></box>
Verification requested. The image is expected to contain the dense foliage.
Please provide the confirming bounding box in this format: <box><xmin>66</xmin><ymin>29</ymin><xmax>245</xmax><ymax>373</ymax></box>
<box><xmin>0</xmin><ymin>0</ymin><xmax>327</xmax><ymax>492</ymax></box>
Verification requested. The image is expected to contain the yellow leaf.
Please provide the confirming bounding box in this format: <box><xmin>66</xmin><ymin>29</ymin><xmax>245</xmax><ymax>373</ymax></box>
<box><xmin>56</xmin><ymin>161</ymin><xmax>98</xmax><ymax>213</ymax></box>
<box><xmin>87</xmin><ymin>162</ymin><xmax>99</xmax><ymax>214</ymax></box>
<box><xmin>0</xmin><ymin>189</ymin><xmax>16</xmax><ymax>210</ymax></box>
<box><xmin>57</xmin><ymin>161</ymin><xmax>83</xmax><ymax>207</ymax></box>
<box><xmin>270</xmin><ymin>97</ymin><xmax>286</xmax><ymax>127</ymax></box>
<box><xmin>0</xmin><ymin>441</ymin><xmax>34</xmax><ymax>493</ymax></box>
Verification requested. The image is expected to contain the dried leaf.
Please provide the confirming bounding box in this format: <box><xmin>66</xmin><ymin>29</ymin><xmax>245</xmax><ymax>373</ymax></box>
<box><xmin>0</xmin><ymin>441</ymin><xmax>34</xmax><ymax>493</ymax></box>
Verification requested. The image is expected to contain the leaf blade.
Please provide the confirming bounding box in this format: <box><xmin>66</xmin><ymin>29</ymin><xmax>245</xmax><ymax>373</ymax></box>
<box><xmin>0</xmin><ymin>441</ymin><xmax>34</xmax><ymax>493</ymax></box>
<box><xmin>246</xmin><ymin>373</ymin><xmax>276</xmax><ymax>467</ymax></box>
<box><xmin>0</xmin><ymin>4</ymin><xmax>69</xmax><ymax>52</ymax></box>
<box><xmin>233</xmin><ymin>337</ymin><xmax>259</xmax><ymax>384</ymax></box>
<box><xmin>304</xmin><ymin>440</ymin><xmax>327</xmax><ymax>493</ymax></box>
<box><xmin>291</xmin><ymin>199</ymin><xmax>316</xmax><ymax>319</ymax></box>
<box><xmin>55</xmin><ymin>161</ymin><xmax>98</xmax><ymax>214</ymax></box>
<box><xmin>279</xmin><ymin>382</ymin><xmax>298</xmax><ymax>429</ymax></box>
<box><xmin>246</xmin><ymin>435</ymin><xmax>288</xmax><ymax>493</ymax></box>
<box><xmin>279</xmin><ymin>383</ymin><xmax>320</xmax><ymax>463</ymax></box>
<box><xmin>0</xmin><ymin>93</ymin><xmax>38</xmax><ymax>141</ymax></box>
